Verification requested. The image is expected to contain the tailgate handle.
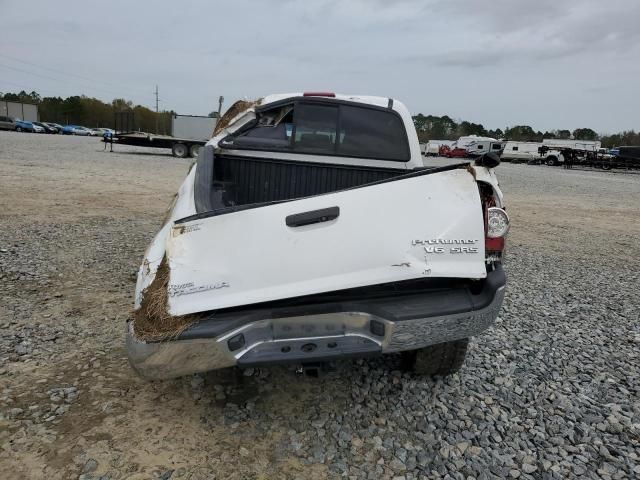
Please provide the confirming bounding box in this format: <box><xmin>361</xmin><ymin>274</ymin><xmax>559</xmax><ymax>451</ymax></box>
<box><xmin>286</xmin><ymin>206</ymin><xmax>340</xmax><ymax>227</ymax></box>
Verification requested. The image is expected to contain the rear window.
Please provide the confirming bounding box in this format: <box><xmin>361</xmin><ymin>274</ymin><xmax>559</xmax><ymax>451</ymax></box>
<box><xmin>228</xmin><ymin>100</ymin><xmax>410</xmax><ymax>162</ymax></box>
<box><xmin>337</xmin><ymin>105</ymin><xmax>409</xmax><ymax>161</ymax></box>
<box><xmin>294</xmin><ymin>104</ymin><xmax>338</xmax><ymax>154</ymax></box>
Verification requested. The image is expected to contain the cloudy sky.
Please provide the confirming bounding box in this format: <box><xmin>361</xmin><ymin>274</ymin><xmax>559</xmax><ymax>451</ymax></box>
<box><xmin>1</xmin><ymin>0</ymin><xmax>639</xmax><ymax>133</ymax></box>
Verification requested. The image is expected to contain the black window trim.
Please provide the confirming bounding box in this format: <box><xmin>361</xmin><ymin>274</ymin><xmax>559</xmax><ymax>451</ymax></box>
<box><xmin>220</xmin><ymin>96</ymin><xmax>412</xmax><ymax>162</ymax></box>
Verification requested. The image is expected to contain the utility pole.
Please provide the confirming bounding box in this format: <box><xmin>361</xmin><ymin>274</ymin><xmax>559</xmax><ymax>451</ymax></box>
<box><xmin>154</xmin><ymin>85</ymin><xmax>159</xmax><ymax>134</ymax></box>
<box><xmin>217</xmin><ymin>95</ymin><xmax>224</xmax><ymax>118</ymax></box>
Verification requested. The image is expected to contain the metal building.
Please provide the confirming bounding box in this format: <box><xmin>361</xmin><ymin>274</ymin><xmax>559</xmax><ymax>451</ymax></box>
<box><xmin>0</xmin><ymin>100</ymin><xmax>39</xmax><ymax>121</ymax></box>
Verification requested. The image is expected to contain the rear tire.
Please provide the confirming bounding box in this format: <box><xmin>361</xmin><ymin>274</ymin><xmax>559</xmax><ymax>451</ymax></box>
<box><xmin>172</xmin><ymin>143</ymin><xmax>188</xmax><ymax>158</ymax></box>
<box><xmin>403</xmin><ymin>339</ymin><xmax>469</xmax><ymax>376</ymax></box>
<box><xmin>189</xmin><ymin>144</ymin><xmax>201</xmax><ymax>158</ymax></box>
<box><xmin>546</xmin><ymin>156</ymin><xmax>558</xmax><ymax>166</ymax></box>
<box><xmin>16</xmin><ymin>127</ymin><xmax>22</xmax><ymax>132</ymax></box>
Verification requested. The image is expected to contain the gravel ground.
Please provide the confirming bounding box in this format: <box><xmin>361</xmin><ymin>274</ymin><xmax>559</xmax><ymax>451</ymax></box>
<box><xmin>1</xmin><ymin>131</ymin><xmax>639</xmax><ymax>479</ymax></box>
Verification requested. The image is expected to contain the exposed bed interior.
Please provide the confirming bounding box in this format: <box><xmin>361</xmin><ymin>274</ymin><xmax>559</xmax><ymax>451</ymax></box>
<box><xmin>194</xmin><ymin>97</ymin><xmax>418</xmax><ymax>211</ymax></box>
<box><xmin>209</xmin><ymin>154</ymin><xmax>405</xmax><ymax>209</ymax></box>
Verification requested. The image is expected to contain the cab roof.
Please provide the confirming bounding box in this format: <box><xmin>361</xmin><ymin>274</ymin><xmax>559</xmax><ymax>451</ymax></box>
<box><xmin>261</xmin><ymin>93</ymin><xmax>398</xmax><ymax>110</ymax></box>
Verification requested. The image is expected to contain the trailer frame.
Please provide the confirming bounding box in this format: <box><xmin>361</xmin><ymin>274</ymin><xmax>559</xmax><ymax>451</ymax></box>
<box><xmin>110</xmin><ymin>132</ymin><xmax>206</xmax><ymax>158</ymax></box>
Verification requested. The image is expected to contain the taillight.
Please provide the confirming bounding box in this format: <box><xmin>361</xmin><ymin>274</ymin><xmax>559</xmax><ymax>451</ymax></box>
<box><xmin>487</xmin><ymin>207</ymin><xmax>510</xmax><ymax>238</ymax></box>
<box><xmin>485</xmin><ymin>207</ymin><xmax>509</xmax><ymax>259</ymax></box>
<box><xmin>485</xmin><ymin>236</ymin><xmax>505</xmax><ymax>252</ymax></box>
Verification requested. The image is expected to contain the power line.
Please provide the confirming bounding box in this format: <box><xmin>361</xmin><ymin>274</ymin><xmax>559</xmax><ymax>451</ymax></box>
<box><xmin>0</xmin><ymin>63</ymin><xmax>71</xmax><ymax>85</ymax></box>
<box><xmin>0</xmin><ymin>53</ymin><xmax>153</xmax><ymax>99</ymax></box>
<box><xmin>0</xmin><ymin>62</ymin><xmax>156</xmax><ymax>106</ymax></box>
<box><xmin>0</xmin><ymin>79</ymin><xmax>61</xmax><ymax>98</ymax></box>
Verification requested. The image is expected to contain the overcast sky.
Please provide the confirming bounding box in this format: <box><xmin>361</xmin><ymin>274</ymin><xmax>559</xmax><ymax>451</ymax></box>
<box><xmin>1</xmin><ymin>0</ymin><xmax>639</xmax><ymax>133</ymax></box>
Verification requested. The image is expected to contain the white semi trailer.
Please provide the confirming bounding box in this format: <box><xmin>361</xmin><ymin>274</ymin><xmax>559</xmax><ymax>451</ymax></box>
<box><xmin>171</xmin><ymin>114</ymin><xmax>216</xmax><ymax>141</ymax></box>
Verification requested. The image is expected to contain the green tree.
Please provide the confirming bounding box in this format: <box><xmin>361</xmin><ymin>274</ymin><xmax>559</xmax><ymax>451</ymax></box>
<box><xmin>600</xmin><ymin>130</ymin><xmax>640</xmax><ymax>148</ymax></box>
<box><xmin>487</xmin><ymin>128</ymin><xmax>504</xmax><ymax>139</ymax></box>
<box><xmin>1</xmin><ymin>90</ymin><xmax>172</xmax><ymax>132</ymax></box>
<box><xmin>504</xmin><ymin>125</ymin><xmax>538</xmax><ymax>141</ymax></box>
<box><xmin>412</xmin><ymin>114</ymin><xmax>459</xmax><ymax>141</ymax></box>
<box><xmin>458</xmin><ymin>121</ymin><xmax>487</xmax><ymax>137</ymax></box>
<box><xmin>572</xmin><ymin>128</ymin><xmax>598</xmax><ymax>141</ymax></box>
<box><xmin>61</xmin><ymin>96</ymin><xmax>85</xmax><ymax>124</ymax></box>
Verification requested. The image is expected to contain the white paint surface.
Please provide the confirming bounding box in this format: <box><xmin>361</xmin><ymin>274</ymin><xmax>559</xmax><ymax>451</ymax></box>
<box><xmin>166</xmin><ymin>168</ymin><xmax>487</xmax><ymax>315</ymax></box>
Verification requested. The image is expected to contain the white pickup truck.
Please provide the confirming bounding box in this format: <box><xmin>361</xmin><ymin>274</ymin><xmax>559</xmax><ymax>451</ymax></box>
<box><xmin>127</xmin><ymin>92</ymin><xmax>509</xmax><ymax>380</ymax></box>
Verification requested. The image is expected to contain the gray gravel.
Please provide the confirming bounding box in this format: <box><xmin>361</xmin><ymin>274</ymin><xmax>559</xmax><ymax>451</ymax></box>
<box><xmin>1</xmin><ymin>131</ymin><xmax>639</xmax><ymax>479</ymax></box>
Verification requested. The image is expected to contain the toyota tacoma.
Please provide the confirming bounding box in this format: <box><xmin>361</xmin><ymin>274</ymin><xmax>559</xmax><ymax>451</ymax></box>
<box><xmin>127</xmin><ymin>92</ymin><xmax>508</xmax><ymax>380</ymax></box>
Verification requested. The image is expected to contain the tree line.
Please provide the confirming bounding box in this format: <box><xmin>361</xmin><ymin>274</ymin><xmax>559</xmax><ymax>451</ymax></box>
<box><xmin>2</xmin><ymin>90</ymin><xmax>637</xmax><ymax>147</ymax></box>
<box><xmin>0</xmin><ymin>90</ymin><xmax>174</xmax><ymax>134</ymax></box>
<box><xmin>412</xmin><ymin>113</ymin><xmax>638</xmax><ymax>149</ymax></box>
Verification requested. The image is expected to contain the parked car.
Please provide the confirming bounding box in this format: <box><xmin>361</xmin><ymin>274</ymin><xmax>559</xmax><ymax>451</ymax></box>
<box><xmin>43</xmin><ymin>122</ymin><xmax>64</xmax><ymax>134</ymax></box>
<box><xmin>439</xmin><ymin>144</ymin><xmax>468</xmax><ymax>158</ymax></box>
<box><xmin>0</xmin><ymin>115</ymin><xmax>17</xmax><ymax>131</ymax></box>
<box><xmin>33</xmin><ymin>122</ymin><xmax>57</xmax><ymax>134</ymax></box>
<box><xmin>15</xmin><ymin>119</ymin><xmax>36</xmax><ymax>132</ymax></box>
<box><xmin>62</xmin><ymin>125</ymin><xmax>92</xmax><ymax>136</ymax></box>
<box><xmin>127</xmin><ymin>92</ymin><xmax>509</xmax><ymax>380</ymax></box>
<box><xmin>74</xmin><ymin>126</ymin><xmax>92</xmax><ymax>136</ymax></box>
<box><xmin>89</xmin><ymin>127</ymin><xmax>115</xmax><ymax>136</ymax></box>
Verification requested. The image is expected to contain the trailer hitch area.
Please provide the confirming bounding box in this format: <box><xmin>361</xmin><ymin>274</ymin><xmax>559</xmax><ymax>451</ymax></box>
<box><xmin>295</xmin><ymin>362</ymin><xmax>336</xmax><ymax>378</ymax></box>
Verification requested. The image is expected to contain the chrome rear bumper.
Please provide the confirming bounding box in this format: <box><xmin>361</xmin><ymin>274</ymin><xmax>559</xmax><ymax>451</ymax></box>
<box><xmin>127</xmin><ymin>283</ymin><xmax>505</xmax><ymax>380</ymax></box>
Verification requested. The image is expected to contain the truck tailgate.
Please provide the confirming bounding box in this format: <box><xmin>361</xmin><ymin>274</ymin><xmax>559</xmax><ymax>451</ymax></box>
<box><xmin>165</xmin><ymin>167</ymin><xmax>486</xmax><ymax>315</ymax></box>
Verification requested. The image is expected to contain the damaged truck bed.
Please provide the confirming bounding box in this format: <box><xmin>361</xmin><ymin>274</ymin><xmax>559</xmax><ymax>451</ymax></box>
<box><xmin>128</xmin><ymin>93</ymin><xmax>508</xmax><ymax>380</ymax></box>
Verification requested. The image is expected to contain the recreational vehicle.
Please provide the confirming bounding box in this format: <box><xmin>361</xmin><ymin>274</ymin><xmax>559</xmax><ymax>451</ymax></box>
<box><xmin>501</xmin><ymin>141</ymin><xmax>542</xmax><ymax>163</ymax></box>
<box><xmin>466</xmin><ymin>140</ymin><xmax>505</xmax><ymax>158</ymax></box>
